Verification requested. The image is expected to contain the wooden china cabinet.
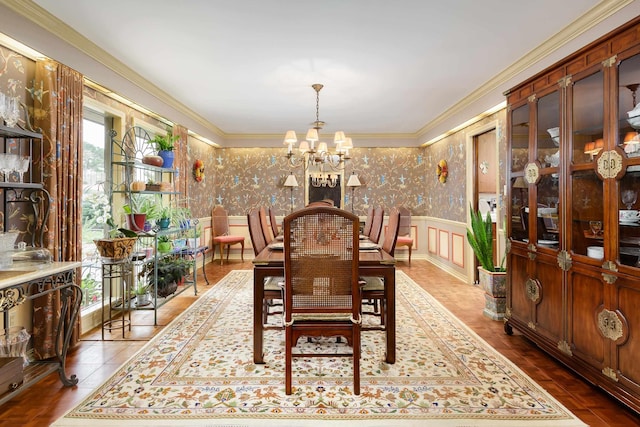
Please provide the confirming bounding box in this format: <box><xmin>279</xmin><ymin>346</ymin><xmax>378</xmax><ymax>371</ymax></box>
<box><xmin>505</xmin><ymin>17</ymin><xmax>640</xmax><ymax>413</ymax></box>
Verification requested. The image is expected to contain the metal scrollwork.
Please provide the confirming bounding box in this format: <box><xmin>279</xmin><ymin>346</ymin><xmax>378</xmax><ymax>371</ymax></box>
<box><xmin>596</xmin><ymin>150</ymin><xmax>623</xmax><ymax>179</ymax></box>
<box><xmin>557</xmin><ymin>340</ymin><xmax>572</xmax><ymax>356</ymax></box>
<box><xmin>525</xmin><ymin>278</ymin><xmax>541</xmax><ymax>303</ymax></box>
<box><xmin>602</xmin><ymin>367</ymin><xmax>619</xmax><ymax>382</ymax></box>
<box><xmin>557</xmin><ymin>250</ymin><xmax>572</xmax><ymax>271</ymax></box>
<box><xmin>597</xmin><ymin>309</ymin><xmax>624</xmax><ymax>342</ymax></box>
<box><xmin>524</xmin><ymin>162</ymin><xmax>540</xmax><ymax>185</ymax></box>
<box><xmin>0</xmin><ymin>287</ymin><xmax>26</xmax><ymax>311</ymax></box>
<box><xmin>601</xmin><ymin>261</ymin><xmax>618</xmax><ymax>284</ymax></box>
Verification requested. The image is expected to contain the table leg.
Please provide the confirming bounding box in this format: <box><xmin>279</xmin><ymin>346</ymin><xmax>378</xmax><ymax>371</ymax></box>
<box><xmin>384</xmin><ymin>266</ymin><xmax>396</xmax><ymax>364</ymax></box>
<box><xmin>253</xmin><ymin>267</ymin><xmax>266</xmax><ymax>364</ymax></box>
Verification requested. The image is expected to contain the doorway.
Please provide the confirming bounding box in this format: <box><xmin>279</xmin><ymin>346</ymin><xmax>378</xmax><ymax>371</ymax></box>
<box><xmin>466</xmin><ymin>123</ymin><xmax>501</xmax><ymax>284</ymax></box>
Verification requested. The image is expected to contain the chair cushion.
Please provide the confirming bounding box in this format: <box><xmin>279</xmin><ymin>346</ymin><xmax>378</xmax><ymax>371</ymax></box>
<box><xmin>359</xmin><ymin>276</ymin><xmax>384</xmax><ymax>291</ymax></box>
<box><xmin>397</xmin><ymin>236</ymin><xmax>413</xmax><ymax>245</ymax></box>
<box><xmin>213</xmin><ymin>235</ymin><xmax>244</xmax><ymax>243</ymax></box>
<box><xmin>265</xmin><ymin>277</ymin><xmax>284</xmax><ymax>291</ymax></box>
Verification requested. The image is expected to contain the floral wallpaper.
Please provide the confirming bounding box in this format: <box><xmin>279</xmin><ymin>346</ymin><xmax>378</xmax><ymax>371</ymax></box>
<box><xmin>1</xmin><ymin>43</ymin><xmax>509</xmax><ymax>229</ymax></box>
<box><xmin>422</xmin><ymin>111</ymin><xmax>508</xmax><ymax>223</ymax></box>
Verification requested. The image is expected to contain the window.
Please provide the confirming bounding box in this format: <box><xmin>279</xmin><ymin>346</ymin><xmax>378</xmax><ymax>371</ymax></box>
<box><xmin>81</xmin><ymin>108</ymin><xmax>110</xmax><ymax>311</ymax></box>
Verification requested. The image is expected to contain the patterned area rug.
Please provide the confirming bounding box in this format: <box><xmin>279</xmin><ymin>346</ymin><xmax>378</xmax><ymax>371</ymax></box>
<box><xmin>53</xmin><ymin>270</ymin><xmax>586</xmax><ymax>427</ymax></box>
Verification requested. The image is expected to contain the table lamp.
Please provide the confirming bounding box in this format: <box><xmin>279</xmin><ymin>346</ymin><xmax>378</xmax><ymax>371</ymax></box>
<box><xmin>346</xmin><ymin>173</ymin><xmax>362</xmax><ymax>213</ymax></box>
<box><xmin>283</xmin><ymin>173</ymin><xmax>298</xmax><ymax>213</ymax></box>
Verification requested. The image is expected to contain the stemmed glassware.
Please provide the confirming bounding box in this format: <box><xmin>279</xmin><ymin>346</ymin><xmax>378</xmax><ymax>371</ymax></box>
<box><xmin>0</xmin><ymin>154</ymin><xmax>19</xmax><ymax>182</ymax></box>
<box><xmin>622</xmin><ymin>189</ymin><xmax>638</xmax><ymax>210</ymax></box>
<box><xmin>16</xmin><ymin>156</ymin><xmax>30</xmax><ymax>183</ymax></box>
<box><xmin>0</xmin><ymin>93</ymin><xmax>20</xmax><ymax>127</ymax></box>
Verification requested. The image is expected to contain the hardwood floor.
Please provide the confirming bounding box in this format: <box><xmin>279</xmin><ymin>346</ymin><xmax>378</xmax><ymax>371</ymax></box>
<box><xmin>1</xmin><ymin>259</ymin><xmax>639</xmax><ymax>426</ymax></box>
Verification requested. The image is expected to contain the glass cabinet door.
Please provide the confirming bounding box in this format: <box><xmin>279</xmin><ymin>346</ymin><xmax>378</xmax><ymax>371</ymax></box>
<box><xmin>510</xmin><ymin>103</ymin><xmax>529</xmax><ymax>243</ymax></box>
<box><xmin>569</xmin><ymin>69</ymin><xmax>604</xmax><ymax>259</ymax></box>
<box><xmin>617</xmin><ymin>52</ymin><xmax>640</xmax><ymax>269</ymax></box>
<box><xmin>535</xmin><ymin>90</ymin><xmax>561</xmax><ymax>249</ymax></box>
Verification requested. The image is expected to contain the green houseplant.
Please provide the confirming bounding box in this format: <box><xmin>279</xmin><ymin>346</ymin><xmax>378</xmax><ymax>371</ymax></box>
<box><xmin>139</xmin><ymin>255</ymin><xmax>190</xmax><ymax>298</ymax></box>
<box><xmin>466</xmin><ymin>205</ymin><xmax>505</xmax><ymax>273</ymax></box>
<box><xmin>150</xmin><ymin>129</ymin><xmax>179</xmax><ymax>169</ymax></box>
<box><xmin>467</xmin><ymin>204</ymin><xmax>506</xmax><ymax>321</ymax></box>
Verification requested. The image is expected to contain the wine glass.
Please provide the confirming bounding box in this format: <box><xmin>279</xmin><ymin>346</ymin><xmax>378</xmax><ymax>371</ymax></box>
<box><xmin>589</xmin><ymin>220</ymin><xmax>603</xmax><ymax>236</ymax></box>
<box><xmin>4</xmin><ymin>97</ymin><xmax>19</xmax><ymax>128</ymax></box>
<box><xmin>0</xmin><ymin>154</ymin><xmax>18</xmax><ymax>182</ymax></box>
<box><xmin>16</xmin><ymin>156</ymin><xmax>30</xmax><ymax>183</ymax></box>
<box><xmin>622</xmin><ymin>189</ymin><xmax>638</xmax><ymax>210</ymax></box>
<box><xmin>0</xmin><ymin>92</ymin><xmax>6</xmax><ymax>124</ymax></box>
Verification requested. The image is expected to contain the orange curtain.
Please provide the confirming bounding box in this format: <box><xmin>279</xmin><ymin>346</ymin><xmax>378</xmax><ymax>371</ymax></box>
<box><xmin>32</xmin><ymin>60</ymin><xmax>83</xmax><ymax>359</ymax></box>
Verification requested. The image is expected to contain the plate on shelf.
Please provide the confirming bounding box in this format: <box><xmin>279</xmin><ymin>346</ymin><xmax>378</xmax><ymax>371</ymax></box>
<box><xmin>538</xmin><ymin>239</ymin><xmax>558</xmax><ymax>246</ymax></box>
<box><xmin>268</xmin><ymin>242</ymin><xmax>284</xmax><ymax>250</ymax></box>
<box><xmin>620</xmin><ymin>246</ymin><xmax>640</xmax><ymax>256</ymax></box>
<box><xmin>359</xmin><ymin>234</ymin><xmax>369</xmax><ymax>240</ymax></box>
<box><xmin>359</xmin><ymin>242</ymin><xmax>380</xmax><ymax>251</ymax></box>
<box><xmin>620</xmin><ymin>220</ymin><xmax>640</xmax><ymax>226</ymax></box>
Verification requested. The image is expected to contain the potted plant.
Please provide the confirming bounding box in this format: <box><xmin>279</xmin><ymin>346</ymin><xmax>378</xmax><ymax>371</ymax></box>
<box><xmin>123</xmin><ymin>195</ymin><xmax>147</xmax><ymax>232</ymax></box>
<box><xmin>134</xmin><ymin>282</ymin><xmax>151</xmax><ymax>307</ymax></box>
<box><xmin>149</xmin><ymin>128</ymin><xmax>179</xmax><ymax>169</ymax></box>
<box><xmin>139</xmin><ymin>255</ymin><xmax>190</xmax><ymax>298</ymax></box>
<box><xmin>467</xmin><ymin>204</ymin><xmax>506</xmax><ymax>320</ymax></box>
<box><xmin>157</xmin><ymin>235</ymin><xmax>173</xmax><ymax>253</ymax></box>
<box><xmin>158</xmin><ymin>206</ymin><xmax>171</xmax><ymax>230</ymax></box>
<box><xmin>93</xmin><ymin>217</ymin><xmax>138</xmax><ymax>262</ymax></box>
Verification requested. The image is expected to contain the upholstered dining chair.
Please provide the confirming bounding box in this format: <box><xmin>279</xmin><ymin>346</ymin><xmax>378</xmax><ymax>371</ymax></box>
<box><xmin>247</xmin><ymin>208</ymin><xmax>283</xmax><ymax>327</ymax></box>
<box><xmin>395</xmin><ymin>206</ymin><xmax>414</xmax><ymax>264</ymax></box>
<box><xmin>368</xmin><ymin>206</ymin><xmax>384</xmax><ymax>244</ymax></box>
<box><xmin>283</xmin><ymin>206</ymin><xmax>361</xmax><ymax>395</ymax></box>
<box><xmin>360</xmin><ymin>207</ymin><xmax>401</xmax><ymax>327</ymax></box>
<box><xmin>258</xmin><ymin>206</ymin><xmax>274</xmax><ymax>245</ymax></box>
<box><xmin>362</xmin><ymin>205</ymin><xmax>374</xmax><ymax>237</ymax></box>
<box><xmin>268</xmin><ymin>206</ymin><xmax>280</xmax><ymax>239</ymax></box>
<box><xmin>211</xmin><ymin>205</ymin><xmax>245</xmax><ymax>265</ymax></box>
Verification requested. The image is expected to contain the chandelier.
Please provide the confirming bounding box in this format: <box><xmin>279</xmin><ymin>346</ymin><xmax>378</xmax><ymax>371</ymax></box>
<box><xmin>283</xmin><ymin>83</ymin><xmax>353</xmax><ymax>177</ymax></box>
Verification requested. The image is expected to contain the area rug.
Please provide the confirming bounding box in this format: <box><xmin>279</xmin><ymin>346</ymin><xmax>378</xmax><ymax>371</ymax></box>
<box><xmin>53</xmin><ymin>270</ymin><xmax>586</xmax><ymax>427</ymax></box>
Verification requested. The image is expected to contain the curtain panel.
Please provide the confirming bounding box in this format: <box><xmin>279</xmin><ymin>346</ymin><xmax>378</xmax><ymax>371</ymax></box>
<box><xmin>32</xmin><ymin>60</ymin><xmax>83</xmax><ymax>360</ymax></box>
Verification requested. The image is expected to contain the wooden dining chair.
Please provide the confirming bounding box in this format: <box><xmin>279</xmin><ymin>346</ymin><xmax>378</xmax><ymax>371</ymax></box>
<box><xmin>247</xmin><ymin>208</ymin><xmax>283</xmax><ymax>327</ymax></box>
<box><xmin>268</xmin><ymin>206</ymin><xmax>280</xmax><ymax>238</ymax></box>
<box><xmin>283</xmin><ymin>206</ymin><xmax>361</xmax><ymax>395</ymax></box>
<box><xmin>211</xmin><ymin>205</ymin><xmax>245</xmax><ymax>265</ymax></box>
<box><xmin>395</xmin><ymin>206</ymin><xmax>414</xmax><ymax>264</ymax></box>
<box><xmin>259</xmin><ymin>206</ymin><xmax>274</xmax><ymax>244</ymax></box>
<box><xmin>368</xmin><ymin>206</ymin><xmax>384</xmax><ymax>244</ymax></box>
<box><xmin>362</xmin><ymin>205</ymin><xmax>374</xmax><ymax>237</ymax></box>
<box><xmin>360</xmin><ymin>207</ymin><xmax>401</xmax><ymax>327</ymax></box>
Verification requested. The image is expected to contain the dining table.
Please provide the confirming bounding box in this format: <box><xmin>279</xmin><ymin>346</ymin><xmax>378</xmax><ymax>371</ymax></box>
<box><xmin>252</xmin><ymin>239</ymin><xmax>397</xmax><ymax>364</ymax></box>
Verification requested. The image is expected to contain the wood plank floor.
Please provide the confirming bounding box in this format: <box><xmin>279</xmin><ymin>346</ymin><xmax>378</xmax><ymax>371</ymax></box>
<box><xmin>1</xmin><ymin>259</ymin><xmax>639</xmax><ymax>426</ymax></box>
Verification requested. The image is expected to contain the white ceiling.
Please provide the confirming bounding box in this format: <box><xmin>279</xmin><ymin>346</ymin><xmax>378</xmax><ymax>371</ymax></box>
<box><xmin>2</xmin><ymin>1</ymin><xmax>639</xmax><ymax>145</ymax></box>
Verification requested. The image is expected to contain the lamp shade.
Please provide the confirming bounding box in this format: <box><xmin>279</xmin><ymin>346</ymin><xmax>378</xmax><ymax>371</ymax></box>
<box><xmin>283</xmin><ymin>174</ymin><xmax>298</xmax><ymax>187</ymax></box>
<box><xmin>284</xmin><ymin>130</ymin><xmax>297</xmax><ymax>144</ymax></box>
<box><xmin>298</xmin><ymin>140</ymin><xmax>310</xmax><ymax>153</ymax></box>
<box><xmin>346</xmin><ymin>174</ymin><xmax>361</xmax><ymax>187</ymax></box>
<box><xmin>317</xmin><ymin>142</ymin><xmax>328</xmax><ymax>153</ymax></box>
<box><xmin>306</xmin><ymin>128</ymin><xmax>319</xmax><ymax>142</ymax></box>
<box><xmin>342</xmin><ymin>137</ymin><xmax>353</xmax><ymax>149</ymax></box>
<box><xmin>513</xmin><ymin>176</ymin><xmax>527</xmax><ymax>189</ymax></box>
<box><xmin>334</xmin><ymin>131</ymin><xmax>346</xmax><ymax>144</ymax></box>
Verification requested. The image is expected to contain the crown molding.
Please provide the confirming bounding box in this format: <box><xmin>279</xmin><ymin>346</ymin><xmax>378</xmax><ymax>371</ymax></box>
<box><xmin>0</xmin><ymin>0</ymin><xmax>224</xmax><ymax>139</ymax></box>
<box><xmin>416</xmin><ymin>0</ymin><xmax>634</xmax><ymax>140</ymax></box>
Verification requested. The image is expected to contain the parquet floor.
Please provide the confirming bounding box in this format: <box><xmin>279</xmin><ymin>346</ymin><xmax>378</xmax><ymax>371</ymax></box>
<box><xmin>1</xmin><ymin>259</ymin><xmax>639</xmax><ymax>426</ymax></box>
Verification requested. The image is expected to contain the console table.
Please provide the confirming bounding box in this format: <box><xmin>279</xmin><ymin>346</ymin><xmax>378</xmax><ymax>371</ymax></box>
<box><xmin>0</xmin><ymin>261</ymin><xmax>82</xmax><ymax>405</ymax></box>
